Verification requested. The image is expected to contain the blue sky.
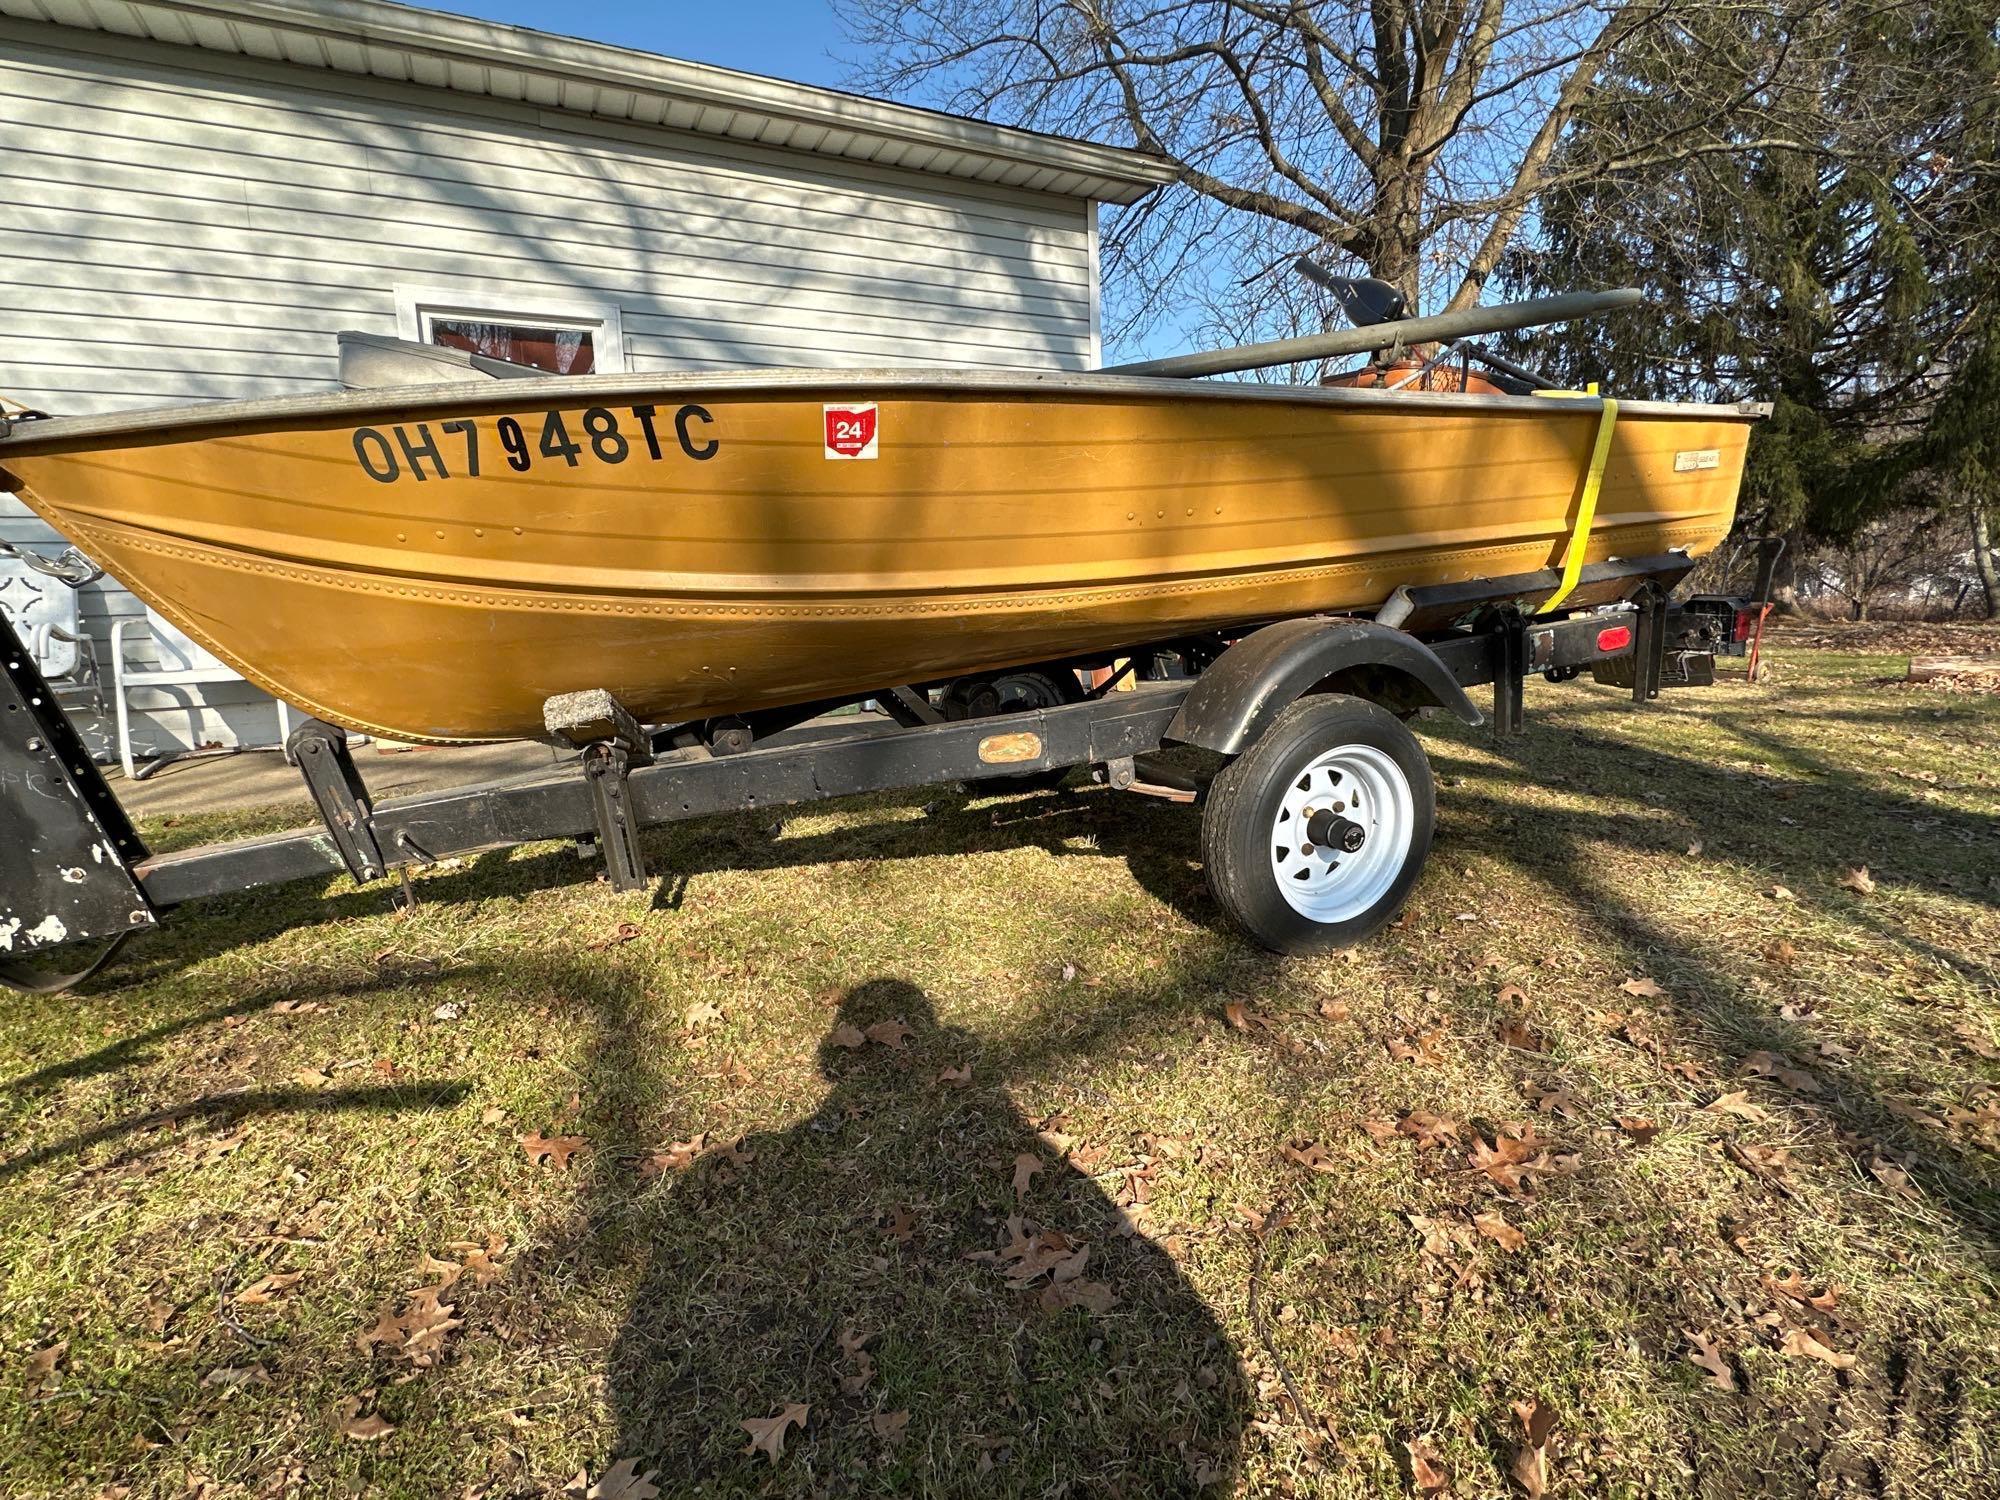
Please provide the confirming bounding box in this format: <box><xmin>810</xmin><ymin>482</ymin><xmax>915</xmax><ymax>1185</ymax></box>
<box><xmin>433</xmin><ymin>2</ymin><xmax>855</xmax><ymax>88</ymax></box>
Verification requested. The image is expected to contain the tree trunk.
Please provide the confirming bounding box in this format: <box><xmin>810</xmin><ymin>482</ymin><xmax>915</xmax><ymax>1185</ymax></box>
<box><xmin>1766</xmin><ymin>529</ymin><xmax>1805</xmax><ymax>615</ymax></box>
<box><xmin>1973</xmin><ymin>503</ymin><xmax>2000</xmax><ymax>619</ymax></box>
<box><xmin>1363</xmin><ymin>160</ymin><xmax>1427</xmax><ymax>310</ymax></box>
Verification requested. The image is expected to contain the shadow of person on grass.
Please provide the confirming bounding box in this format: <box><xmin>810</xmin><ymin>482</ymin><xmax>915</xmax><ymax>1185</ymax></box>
<box><xmin>603</xmin><ymin>977</ymin><xmax>1248</xmax><ymax>1494</ymax></box>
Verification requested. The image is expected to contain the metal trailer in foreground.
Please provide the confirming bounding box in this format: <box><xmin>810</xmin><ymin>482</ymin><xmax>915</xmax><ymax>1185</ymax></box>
<box><xmin>0</xmin><ymin>547</ymin><xmax>1772</xmax><ymax>994</ymax></box>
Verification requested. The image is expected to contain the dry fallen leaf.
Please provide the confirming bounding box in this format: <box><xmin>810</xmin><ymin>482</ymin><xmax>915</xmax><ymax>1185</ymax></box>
<box><xmin>869</xmin><ymin>1408</ymin><xmax>911</xmax><ymax>1447</ymax></box>
<box><xmin>1397</xmin><ymin>1112</ymin><xmax>1461</xmax><ymax>1150</ymax></box>
<box><xmin>23</xmin><ymin>1341</ymin><xmax>66</xmax><ymax>1397</ymax></box>
<box><xmin>1838</xmin><ymin>865</ymin><xmax>1876</xmax><ymax>895</ymax></box>
<box><xmin>1739</xmin><ymin>1050</ymin><xmax>1822</xmax><ymax>1095</ymax></box>
<box><xmin>1703</xmin><ymin>1090</ymin><xmax>1771</xmax><ymax>1123</ymax></box>
<box><xmin>1684</xmin><ymin>1329</ymin><xmax>1738</xmax><ymax>1392</ymax></box>
<box><xmin>1407</xmin><ymin>1436</ymin><xmax>1449</xmax><ymax>1495</ymax></box>
<box><xmin>451</xmin><ymin>1238</ymin><xmax>509</xmax><ymax>1290</ymax></box>
<box><xmin>1470</xmin><ymin>1126</ymin><xmax>1549</xmax><ymax>1193</ymax></box>
<box><xmin>838</xmin><ymin>1327</ymin><xmax>877</xmax><ymax>1396</ymax></box>
<box><xmin>1510</xmin><ymin>1397</ymin><xmax>1557</xmax><ymax>1497</ymax></box>
<box><xmin>1497</xmin><ymin>983</ymin><xmax>1528</xmax><ymax>1006</ymax></box>
<box><xmin>1724</xmin><ymin>1141</ymin><xmax>1794</xmax><ymax>1195</ymax></box>
<box><xmin>586</xmin><ymin>1457</ymin><xmax>659</xmax><ymax>1500</ymax></box>
<box><xmin>1280</xmin><ymin>1138</ymin><xmax>1338</xmax><ymax>1173</ymax></box>
<box><xmin>1316</xmin><ymin>998</ymin><xmax>1351</xmax><ymax>1022</ymax></box>
<box><xmin>827</xmin><ymin>1023</ymin><xmax>866</xmax><ymax>1049</ymax></box>
<box><xmin>936</xmin><ymin>1063</ymin><xmax>973</xmax><ymax>1087</ymax></box>
<box><xmin>865</xmin><ymin>1018</ymin><xmax>914</xmax><ymax>1050</ymax></box>
<box><xmin>683</xmin><ymin>1000</ymin><xmax>725</xmax><ymax>1032</ymax></box>
<box><xmin>1223</xmin><ymin>1000</ymin><xmax>1271</xmax><ymax>1031</ymax></box>
<box><xmin>1780</xmin><ymin>1327</ymin><xmax>1857</xmax><ymax>1369</ymax></box>
<box><xmin>520</xmin><ymin>1132</ymin><xmax>587</xmax><ymax>1169</ymax></box>
<box><xmin>1866</xmin><ymin>1154</ymin><xmax>1921</xmax><ymax>1200</ymax></box>
<box><xmin>1474</xmin><ymin>1210</ymin><xmax>1527</xmax><ymax>1252</ymax></box>
<box><xmin>637</xmin><ymin>1135</ymin><xmax>706</xmax><ymax>1180</ymax></box>
<box><xmin>199</xmin><ymin>1125</ymin><xmax>251</xmax><ymax>1164</ymax></box>
<box><xmin>1763</xmin><ymin>1271</ymin><xmax>1839</xmax><ymax>1312</ymax></box>
<box><xmin>1619</xmin><ymin>976</ymin><xmax>1667</xmax><ymax>999</ymax></box>
<box><xmin>234</xmin><ymin>1271</ymin><xmax>305</xmax><ymax>1305</ymax></box>
<box><xmin>1954</xmin><ymin>1023</ymin><xmax>2000</xmax><ymax>1060</ymax></box>
<box><xmin>339</xmin><ymin>1410</ymin><xmax>395</xmax><ymax>1442</ymax></box>
<box><xmin>1012</xmin><ymin>1152</ymin><xmax>1044</xmax><ymax>1198</ymax></box>
<box><xmin>204</xmin><ymin>1363</ymin><xmax>271</xmax><ymax>1390</ymax></box>
<box><xmin>1768</xmin><ymin>884</ymin><xmax>1795</xmax><ymax>901</ymax></box>
<box><xmin>1388</xmin><ymin>1028</ymin><xmax>1446</xmax><ymax>1065</ymax></box>
<box><xmin>740</xmin><ymin>1402</ymin><xmax>810</xmax><ymax>1466</ymax></box>
<box><xmin>1617</xmin><ymin>1116</ymin><xmax>1660</xmax><ymax>1145</ymax></box>
<box><xmin>586</xmin><ymin>921</ymin><xmax>644</xmax><ymax>951</ymax></box>
<box><xmin>1040</xmin><ymin>1278</ymin><xmax>1118</xmax><ymax>1314</ymax></box>
<box><xmin>1409</xmin><ymin>1212</ymin><xmax>1470</xmax><ymax>1259</ymax></box>
<box><xmin>357</xmin><ymin>1283</ymin><xmax>462</xmax><ymax>1369</ymax></box>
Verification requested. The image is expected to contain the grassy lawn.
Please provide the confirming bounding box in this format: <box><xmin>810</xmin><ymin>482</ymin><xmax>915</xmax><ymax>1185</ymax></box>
<box><xmin>3</xmin><ymin>625</ymin><xmax>1996</xmax><ymax>1498</ymax></box>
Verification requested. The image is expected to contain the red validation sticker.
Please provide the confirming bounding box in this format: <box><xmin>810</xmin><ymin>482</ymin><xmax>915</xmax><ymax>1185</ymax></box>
<box><xmin>823</xmin><ymin>402</ymin><xmax>878</xmax><ymax>460</ymax></box>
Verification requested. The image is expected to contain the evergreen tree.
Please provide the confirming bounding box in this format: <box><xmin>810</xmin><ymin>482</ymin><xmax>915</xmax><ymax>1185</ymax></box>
<box><xmin>1513</xmin><ymin>0</ymin><xmax>1997</xmax><ymax>554</ymax></box>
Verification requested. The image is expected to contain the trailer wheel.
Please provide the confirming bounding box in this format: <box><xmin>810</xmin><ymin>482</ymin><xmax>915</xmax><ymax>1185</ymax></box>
<box><xmin>1201</xmin><ymin>695</ymin><xmax>1433</xmax><ymax>954</ymax></box>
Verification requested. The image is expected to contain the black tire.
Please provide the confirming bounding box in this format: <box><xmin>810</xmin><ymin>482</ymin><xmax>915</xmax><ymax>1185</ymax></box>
<box><xmin>1200</xmin><ymin>694</ymin><xmax>1434</xmax><ymax>954</ymax></box>
<box><xmin>942</xmin><ymin>667</ymin><xmax>1084</xmax><ymax>791</ymax></box>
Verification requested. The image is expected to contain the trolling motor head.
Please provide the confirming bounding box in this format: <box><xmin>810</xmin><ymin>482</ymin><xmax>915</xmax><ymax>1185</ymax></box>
<box><xmin>1291</xmin><ymin>257</ymin><xmax>1566</xmax><ymax>395</ymax></box>
<box><xmin>1294</xmin><ymin>264</ymin><xmax>1408</xmax><ymax>329</ymax></box>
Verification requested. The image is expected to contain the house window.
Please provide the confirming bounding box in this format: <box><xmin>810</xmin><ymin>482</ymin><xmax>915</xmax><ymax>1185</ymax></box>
<box><xmin>431</xmin><ymin>319</ymin><xmax>596</xmax><ymax>374</ymax></box>
<box><xmin>394</xmin><ymin>287</ymin><xmax>626</xmax><ymax>373</ymax></box>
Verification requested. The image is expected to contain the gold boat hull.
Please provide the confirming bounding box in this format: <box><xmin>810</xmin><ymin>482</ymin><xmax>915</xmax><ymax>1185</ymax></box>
<box><xmin>0</xmin><ymin>371</ymin><xmax>1756</xmax><ymax>742</ymax></box>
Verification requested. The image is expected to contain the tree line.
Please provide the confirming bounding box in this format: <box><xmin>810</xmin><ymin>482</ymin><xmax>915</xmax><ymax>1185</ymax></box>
<box><xmin>838</xmin><ymin>0</ymin><xmax>1999</xmax><ymax>616</ymax></box>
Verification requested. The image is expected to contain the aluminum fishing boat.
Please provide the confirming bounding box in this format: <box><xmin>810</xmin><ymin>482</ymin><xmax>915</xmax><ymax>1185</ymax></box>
<box><xmin>0</xmin><ymin>299</ymin><xmax>1759</xmax><ymax>744</ymax></box>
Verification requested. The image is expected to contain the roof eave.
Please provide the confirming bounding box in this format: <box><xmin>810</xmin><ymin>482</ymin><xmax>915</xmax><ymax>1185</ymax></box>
<box><xmin>2</xmin><ymin>0</ymin><xmax>1178</xmax><ymax>204</ymax></box>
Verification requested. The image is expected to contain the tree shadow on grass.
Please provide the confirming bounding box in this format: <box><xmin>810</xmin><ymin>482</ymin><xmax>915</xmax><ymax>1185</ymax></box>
<box><xmin>0</xmin><ymin>965</ymin><xmax>481</xmax><ymax>1181</ymax></box>
<box><xmin>0</xmin><ymin>1080</ymin><xmax>469</xmax><ymax>1185</ymax></box>
<box><xmin>1426</xmin><ymin>727</ymin><xmax>2000</xmax><ymax>1248</ymax></box>
<box><xmin>580</xmin><ymin>977</ymin><xmax>1249</xmax><ymax>1494</ymax></box>
<box><xmin>2</xmin><ymin>963</ymin><xmax>478</xmax><ymax>1099</ymax></box>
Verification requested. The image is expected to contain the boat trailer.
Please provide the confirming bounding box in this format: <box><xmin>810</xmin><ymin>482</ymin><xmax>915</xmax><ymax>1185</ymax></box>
<box><xmin>1</xmin><ymin>552</ymin><xmax>1760</xmax><ymax>991</ymax></box>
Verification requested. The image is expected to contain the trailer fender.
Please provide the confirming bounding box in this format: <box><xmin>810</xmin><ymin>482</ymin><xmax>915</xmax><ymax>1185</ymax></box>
<box><xmin>1166</xmin><ymin>617</ymin><xmax>1483</xmax><ymax>755</ymax></box>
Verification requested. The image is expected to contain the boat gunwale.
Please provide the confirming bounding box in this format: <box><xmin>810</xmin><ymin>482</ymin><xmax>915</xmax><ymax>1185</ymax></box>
<box><xmin>0</xmin><ymin>366</ymin><xmax>1771</xmax><ymax>458</ymax></box>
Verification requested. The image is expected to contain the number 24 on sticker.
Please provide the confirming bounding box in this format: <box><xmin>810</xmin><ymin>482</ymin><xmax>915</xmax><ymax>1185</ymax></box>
<box><xmin>823</xmin><ymin>403</ymin><xmax>878</xmax><ymax>460</ymax></box>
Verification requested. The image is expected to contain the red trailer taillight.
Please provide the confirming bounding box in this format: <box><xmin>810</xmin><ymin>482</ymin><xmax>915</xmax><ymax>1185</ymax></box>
<box><xmin>1596</xmin><ymin>624</ymin><xmax>1633</xmax><ymax>652</ymax></box>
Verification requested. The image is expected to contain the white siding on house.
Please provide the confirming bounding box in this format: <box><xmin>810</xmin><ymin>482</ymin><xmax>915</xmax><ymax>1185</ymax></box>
<box><xmin>0</xmin><ymin>17</ymin><xmax>1101</xmax><ymax>757</ymax></box>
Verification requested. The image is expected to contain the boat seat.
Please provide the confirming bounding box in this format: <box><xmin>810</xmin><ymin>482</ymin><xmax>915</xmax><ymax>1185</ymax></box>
<box><xmin>336</xmin><ymin>331</ymin><xmax>548</xmax><ymax>390</ymax></box>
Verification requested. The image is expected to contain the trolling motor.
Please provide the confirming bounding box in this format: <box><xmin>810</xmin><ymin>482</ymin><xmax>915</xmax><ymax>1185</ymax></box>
<box><xmin>1292</xmin><ymin>259</ymin><xmax>1566</xmax><ymax>395</ymax></box>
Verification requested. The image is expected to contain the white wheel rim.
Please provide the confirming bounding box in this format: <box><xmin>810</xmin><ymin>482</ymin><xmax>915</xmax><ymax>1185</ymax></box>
<box><xmin>1270</xmin><ymin>742</ymin><xmax>1416</xmax><ymax>922</ymax></box>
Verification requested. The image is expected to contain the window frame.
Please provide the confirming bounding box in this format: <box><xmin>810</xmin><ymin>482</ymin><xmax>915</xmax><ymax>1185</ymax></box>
<box><xmin>393</xmin><ymin>285</ymin><xmax>627</xmax><ymax>374</ymax></box>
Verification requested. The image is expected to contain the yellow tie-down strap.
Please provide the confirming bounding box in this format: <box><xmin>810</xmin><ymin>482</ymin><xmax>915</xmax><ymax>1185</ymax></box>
<box><xmin>1537</xmin><ymin>392</ymin><xmax>1620</xmax><ymax>614</ymax></box>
